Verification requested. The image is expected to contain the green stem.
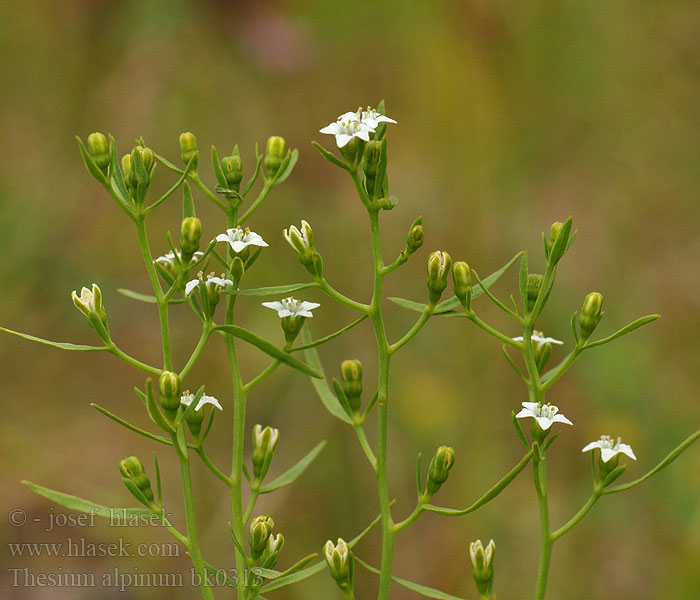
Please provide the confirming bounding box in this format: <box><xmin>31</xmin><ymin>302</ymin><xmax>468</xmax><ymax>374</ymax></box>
<box><xmin>239</xmin><ymin>180</ymin><xmax>272</xmax><ymax>224</ymax></box>
<box><xmin>107</xmin><ymin>343</ymin><xmax>161</xmax><ymax>375</ymax></box>
<box><xmin>389</xmin><ymin>306</ymin><xmax>434</xmax><ymax>354</ymax></box>
<box><xmin>541</xmin><ymin>346</ymin><xmax>582</xmax><ymax>391</ymax></box>
<box><xmin>196</xmin><ymin>446</ymin><xmax>232</xmax><ymax>486</ymax></box>
<box><xmin>466</xmin><ymin>311</ymin><xmax>523</xmax><ymax>349</ymax></box>
<box><xmin>243</xmin><ymin>360</ymin><xmax>281</xmax><ymax>393</ymax></box>
<box><xmin>135</xmin><ymin>217</ymin><xmax>173</xmax><ymax>370</ymax></box>
<box><xmin>243</xmin><ymin>487</ymin><xmax>261</xmax><ymax>523</ymax></box>
<box><xmin>180</xmin><ymin>326</ymin><xmax>213</xmax><ymax>380</ymax></box>
<box><xmin>318</xmin><ymin>278</ymin><xmax>370</xmax><ymax>313</ymax></box>
<box><xmin>533</xmin><ymin>455</ymin><xmax>553</xmax><ymax>600</ymax></box>
<box><xmin>552</xmin><ymin>489</ymin><xmax>601</xmax><ymax>540</ymax></box>
<box><xmin>191</xmin><ymin>174</ymin><xmax>227</xmax><ymax>210</ymax></box>
<box><xmin>393</xmin><ymin>503</ymin><xmax>425</xmax><ymax>533</ymax></box>
<box><xmin>353</xmin><ymin>424</ymin><xmax>377</xmax><ymax>470</ymax></box>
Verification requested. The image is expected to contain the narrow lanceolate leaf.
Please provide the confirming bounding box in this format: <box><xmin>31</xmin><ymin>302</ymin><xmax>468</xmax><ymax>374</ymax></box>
<box><xmin>257</xmin><ymin>553</ymin><xmax>318</xmax><ymax>581</ymax></box>
<box><xmin>22</xmin><ymin>481</ymin><xmax>152</xmax><ymax>519</ymax></box>
<box><xmin>215</xmin><ymin>325</ymin><xmax>322</xmax><ymax>379</ymax></box>
<box><xmin>273</xmin><ymin>148</ymin><xmax>299</xmax><ymax>185</ymax></box>
<box><xmin>91</xmin><ymin>404</ymin><xmax>173</xmax><ymax>446</ymax></box>
<box><xmin>210</xmin><ymin>146</ymin><xmax>227</xmax><ymax>188</ymax></box>
<box><xmin>311</xmin><ymin>141</ymin><xmax>349</xmax><ymax>170</ymax></box>
<box><xmin>260</xmin><ymin>441</ymin><xmax>327</xmax><ymax>493</ymax></box>
<box><xmin>0</xmin><ymin>327</ymin><xmax>107</xmax><ymax>352</ymax></box>
<box><xmin>224</xmin><ymin>282</ymin><xmax>320</xmax><ymax>297</ymax></box>
<box><xmin>355</xmin><ymin>558</ymin><xmax>466</xmax><ymax>600</ymax></box>
<box><xmin>389</xmin><ymin>251</ymin><xmax>523</xmax><ymax>314</ymax></box>
<box><xmin>289</xmin><ymin>315</ymin><xmax>368</xmax><ymax>352</ymax></box>
<box><xmin>584</xmin><ymin>315</ymin><xmax>660</xmax><ymax>349</ymax></box>
<box><xmin>117</xmin><ymin>288</ymin><xmax>185</xmax><ymax>304</ymax></box>
<box><xmin>300</xmin><ymin>328</ymin><xmax>353</xmax><ymax>424</ymax></box>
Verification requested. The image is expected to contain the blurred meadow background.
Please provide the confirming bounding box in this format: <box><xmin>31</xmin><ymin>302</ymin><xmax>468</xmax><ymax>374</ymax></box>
<box><xmin>1</xmin><ymin>1</ymin><xmax>699</xmax><ymax>598</ymax></box>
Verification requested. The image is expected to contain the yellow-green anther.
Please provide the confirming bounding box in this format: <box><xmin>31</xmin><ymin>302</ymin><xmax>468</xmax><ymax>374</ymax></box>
<box><xmin>252</xmin><ymin>424</ymin><xmax>280</xmax><ymax>480</ymax></box>
<box><xmin>579</xmin><ymin>291</ymin><xmax>603</xmax><ymax>341</ymax></box>
<box><xmin>469</xmin><ymin>539</ymin><xmax>495</xmax><ymax>595</ymax></box>
<box><xmin>159</xmin><ymin>371</ymin><xmax>181</xmax><ymax>413</ymax></box>
<box><xmin>119</xmin><ymin>456</ymin><xmax>155</xmax><ymax>503</ymax></box>
<box><xmin>340</xmin><ymin>359</ymin><xmax>363</xmax><ymax>412</ymax></box>
<box><xmin>179</xmin><ymin>132</ymin><xmax>198</xmax><ymax>165</ymax></box>
<box><xmin>264</xmin><ymin>135</ymin><xmax>287</xmax><ymax>176</ymax></box>
<box><xmin>249</xmin><ymin>515</ymin><xmax>274</xmax><ymax>559</ymax></box>
<box><xmin>526</xmin><ymin>273</ymin><xmax>543</xmax><ymax>312</ymax></box>
<box><xmin>221</xmin><ymin>155</ymin><xmax>243</xmax><ymax>186</ymax></box>
<box><xmin>427</xmin><ymin>250</ymin><xmax>452</xmax><ymax>303</ymax></box>
<box><xmin>324</xmin><ymin>538</ymin><xmax>352</xmax><ymax>586</ymax></box>
<box><xmin>426</xmin><ymin>445</ymin><xmax>455</xmax><ymax>496</ymax></box>
<box><xmin>87</xmin><ymin>132</ymin><xmax>110</xmax><ymax>170</ymax></box>
<box><xmin>180</xmin><ymin>217</ymin><xmax>202</xmax><ymax>260</ymax></box>
<box><xmin>452</xmin><ymin>261</ymin><xmax>471</xmax><ymax>306</ymax></box>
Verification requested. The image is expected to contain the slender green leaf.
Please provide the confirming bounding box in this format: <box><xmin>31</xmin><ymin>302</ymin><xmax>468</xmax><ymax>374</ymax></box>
<box><xmin>0</xmin><ymin>327</ymin><xmax>107</xmax><ymax>352</ymax></box>
<box><xmin>257</xmin><ymin>553</ymin><xmax>318</xmax><ymax>581</ymax></box>
<box><xmin>312</xmin><ymin>141</ymin><xmax>349</xmax><ymax>170</ymax></box>
<box><xmin>260</xmin><ymin>441</ymin><xmax>327</xmax><ymax>493</ymax></box>
<box><xmin>519</xmin><ymin>251</ymin><xmax>529</xmax><ymax>311</ymax></box>
<box><xmin>355</xmin><ymin>558</ymin><xmax>466</xmax><ymax>600</ymax></box>
<box><xmin>76</xmin><ymin>136</ymin><xmax>109</xmax><ymax>186</ymax></box>
<box><xmin>224</xmin><ymin>282</ymin><xmax>320</xmax><ymax>297</ymax></box>
<box><xmin>290</xmin><ymin>315</ymin><xmax>368</xmax><ymax>352</ymax></box>
<box><xmin>273</xmin><ymin>148</ymin><xmax>299</xmax><ymax>185</ymax></box>
<box><xmin>117</xmin><ymin>288</ymin><xmax>186</xmax><ymax>304</ymax></box>
<box><xmin>211</xmin><ymin>145</ymin><xmax>228</xmax><ymax>188</ymax></box>
<box><xmin>584</xmin><ymin>315</ymin><xmax>660</xmax><ymax>349</ymax></box>
<box><xmin>548</xmin><ymin>216</ymin><xmax>573</xmax><ymax>265</ymax></box>
<box><xmin>215</xmin><ymin>325</ymin><xmax>322</xmax><ymax>379</ymax></box>
<box><xmin>91</xmin><ymin>403</ymin><xmax>173</xmax><ymax>446</ymax></box>
<box><xmin>108</xmin><ymin>135</ymin><xmax>131</xmax><ymax>203</ymax></box>
<box><xmin>300</xmin><ymin>328</ymin><xmax>353</xmax><ymax>423</ymax></box>
<box><xmin>153</xmin><ymin>453</ymin><xmax>162</xmax><ymax>506</ymax></box>
<box><xmin>242</xmin><ymin>147</ymin><xmax>263</xmax><ymax>197</ymax></box>
<box><xmin>22</xmin><ymin>481</ymin><xmax>152</xmax><ymax>519</ymax></box>
<box><xmin>390</xmin><ymin>251</ymin><xmax>523</xmax><ymax>314</ymax></box>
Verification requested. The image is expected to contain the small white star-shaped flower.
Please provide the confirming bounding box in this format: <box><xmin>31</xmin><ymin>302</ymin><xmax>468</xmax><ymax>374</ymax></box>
<box><xmin>185</xmin><ymin>273</ymin><xmax>234</xmax><ymax>297</ymax></box>
<box><xmin>214</xmin><ymin>227</ymin><xmax>268</xmax><ymax>254</ymax></box>
<box><xmin>582</xmin><ymin>435</ymin><xmax>636</xmax><ymax>463</ymax></box>
<box><xmin>181</xmin><ymin>391</ymin><xmax>223</xmax><ymax>412</ymax></box>
<box><xmin>319</xmin><ymin>116</ymin><xmax>374</xmax><ymax>148</ymax></box>
<box><xmin>340</xmin><ymin>107</ymin><xmax>397</xmax><ymax>129</ymax></box>
<box><xmin>512</xmin><ymin>331</ymin><xmax>564</xmax><ymax>347</ymax></box>
<box><xmin>154</xmin><ymin>250</ymin><xmax>204</xmax><ymax>269</ymax></box>
<box><xmin>515</xmin><ymin>402</ymin><xmax>573</xmax><ymax>430</ymax></box>
<box><xmin>261</xmin><ymin>297</ymin><xmax>320</xmax><ymax>318</ymax></box>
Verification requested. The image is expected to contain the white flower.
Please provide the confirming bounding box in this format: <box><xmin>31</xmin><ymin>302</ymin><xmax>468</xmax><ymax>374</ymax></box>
<box><xmin>215</xmin><ymin>227</ymin><xmax>268</xmax><ymax>253</ymax></box>
<box><xmin>512</xmin><ymin>331</ymin><xmax>564</xmax><ymax>347</ymax></box>
<box><xmin>319</xmin><ymin>115</ymin><xmax>374</xmax><ymax>148</ymax></box>
<box><xmin>582</xmin><ymin>435</ymin><xmax>636</xmax><ymax>463</ymax></box>
<box><xmin>469</xmin><ymin>539</ymin><xmax>495</xmax><ymax>570</ymax></box>
<box><xmin>340</xmin><ymin>107</ymin><xmax>397</xmax><ymax>129</ymax></box>
<box><xmin>154</xmin><ymin>250</ymin><xmax>204</xmax><ymax>269</ymax></box>
<box><xmin>72</xmin><ymin>284</ymin><xmax>101</xmax><ymax>314</ymax></box>
<box><xmin>515</xmin><ymin>402</ymin><xmax>573</xmax><ymax>430</ymax></box>
<box><xmin>180</xmin><ymin>391</ymin><xmax>222</xmax><ymax>412</ymax></box>
<box><xmin>262</xmin><ymin>297</ymin><xmax>320</xmax><ymax>318</ymax></box>
<box><xmin>185</xmin><ymin>273</ymin><xmax>234</xmax><ymax>297</ymax></box>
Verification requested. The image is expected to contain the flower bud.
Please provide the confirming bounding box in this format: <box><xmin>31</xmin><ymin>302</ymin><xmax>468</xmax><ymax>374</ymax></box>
<box><xmin>280</xmin><ymin>315</ymin><xmax>305</xmax><ymax>345</ymax></box>
<box><xmin>526</xmin><ymin>273</ymin><xmax>543</xmax><ymax>313</ymax></box>
<box><xmin>180</xmin><ymin>217</ymin><xmax>202</xmax><ymax>262</ymax></box>
<box><xmin>534</xmin><ymin>339</ymin><xmax>552</xmax><ymax>372</ymax></box>
<box><xmin>121</xmin><ymin>153</ymin><xmax>136</xmax><ymax>190</ymax></box>
<box><xmin>119</xmin><ymin>456</ymin><xmax>155</xmax><ymax>504</ymax></box>
<box><xmin>230</xmin><ymin>256</ymin><xmax>245</xmax><ymax>283</ymax></box>
<box><xmin>179</xmin><ymin>132</ymin><xmax>198</xmax><ymax>165</ymax></box>
<box><xmin>579</xmin><ymin>292</ymin><xmax>603</xmax><ymax>341</ymax></box>
<box><xmin>87</xmin><ymin>132</ymin><xmax>110</xmax><ymax>171</ymax></box>
<box><xmin>426</xmin><ymin>445</ymin><xmax>455</xmax><ymax>496</ymax></box>
<box><xmin>324</xmin><ymin>538</ymin><xmax>353</xmax><ymax>589</ymax></box>
<box><xmin>72</xmin><ymin>284</ymin><xmax>110</xmax><ymax>342</ymax></box>
<box><xmin>261</xmin><ymin>533</ymin><xmax>284</xmax><ymax>568</ymax></box>
<box><xmin>221</xmin><ymin>155</ymin><xmax>243</xmax><ymax>187</ymax></box>
<box><xmin>547</xmin><ymin>221</ymin><xmax>564</xmax><ymax>254</ymax></box>
<box><xmin>426</xmin><ymin>251</ymin><xmax>452</xmax><ymax>304</ymax></box>
<box><xmin>249</xmin><ymin>515</ymin><xmax>274</xmax><ymax>560</ymax></box>
<box><xmin>405</xmin><ymin>218</ymin><xmax>424</xmax><ymax>256</ymax></box>
<box><xmin>130</xmin><ymin>146</ymin><xmax>154</xmax><ymax>186</ymax></box>
<box><xmin>159</xmin><ymin>371</ymin><xmax>181</xmax><ymax>413</ymax></box>
<box><xmin>283</xmin><ymin>220</ymin><xmax>314</xmax><ymax>268</ymax></box>
<box><xmin>452</xmin><ymin>261</ymin><xmax>471</xmax><ymax>307</ymax></box>
<box><xmin>264</xmin><ymin>135</ymin><xmax>286</xmax><ymax>176</ymax></box>
<box><xmin>340</xmin><ymin>359</ymin><xmax>363</xmax><ymax>412</ymax></box>
<box><xmin>469</xmin><ymin>539</ymin><xmax>495</xmax><ymax>595</ymax></box>
<box><xmin>252</xmin><ymin>424</ymin><xmax>280</xmax><ymax>481</ymax></box>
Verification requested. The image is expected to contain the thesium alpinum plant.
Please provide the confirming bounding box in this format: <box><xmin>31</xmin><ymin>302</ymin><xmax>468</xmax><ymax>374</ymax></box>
<box><xmin>4</xmin><ymin>102</ymin><xmax>699</xmax><ymax>600</ymax></box>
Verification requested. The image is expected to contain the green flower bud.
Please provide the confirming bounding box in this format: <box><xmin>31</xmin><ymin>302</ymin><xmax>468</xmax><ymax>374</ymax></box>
<box><xmin>340</xmin><ymin>136</ymin><xmax>364</xmax><ymax>166</ymax></box>
<box><xmin>426</xmin><ymin>445</ymin><xmax>455</xmax><ymax>496</ymax></box>
<box><xmin>230</xmin><ymin>256</ymin><xmax>245</xmax><ymax>283</ymax></box>
<box><xmin>405</xmin><ymin>217</ymin><xmax>424</xmax><ymax>256</ymax></box>
<box><xmin>324</xmin><ymin>538</ymin><xmax>353</xmax><ymax>588</ymax></box>
<box><xmin>469</xmin><ymin>539</ymin><xmax>495</xmax><ymax>595</ymax></box>
<box><xmin>261</xmin><ymin>533</ymin><xmax>284</xmax><ymax>568</ymax></box>
<box><xmin>534</xmin><ymin>338</ymin><xmax>552</xmax><ymax>372</ymax></box>
<box><xmin>526</xmin><ymin>273</ymin><xmax>543</xmax><ymax>313</ymax></box>
<box><xmin>130</xmin><ymin>146</ymin><xmax>154</xmax><ymax>187</ymax></box>
<box><xmin>579</xmin><ymin>292</ymin><xmax>603</xmax><ymax>341</ymax></box>
<box><xmin>264</xmin><ymin>136</ymin><xmax>286</xmax><ymax>176</ymax></box>
<box><xmin>121</xmin><ymin>153</ymin><xmax>137</xmax><ymax>190</ymax></box>
<box><xmin>159</xmin><ymin>371</ymin><xmax>181</xmax><ymax>413</ymax></box>
<box><xmin>452</xmin><ymin>261</ymin><xmax>472</xmax><ymax>307</ymax></box>
<box><xmin>362</xmin><ymin>140</ymin><xmax>381</xmax><ymax>179</ymax></box>
<box><xmin>221</xmin><ymin>155</ymin><xmax>243</xmax><ymax>187</ymax></box>
<box><xmin>180</xmin><ymin>217</ymin><xmax>202</xmax><ymax>262</ymax></box>
<box><xmin>179</xmin><ymin>132</ymin><xmax>198</xmax><ymax>165</ymax></box>
<box><xmin>426</xmin><ymin>251</ymin><xmax>452</xmax><ymax>304</ymax></box>
<box><xmin>71</xmin><ymin>284</ymin><xmax>110</xmax><ymax>342</ymax></box>
<box><xmin>119</xmin><ymin>456</ymin><xmax>155</xmax><ymax>504</ymax></box>
<box><xmin>87</xmin><ymin>132</ymin><xmax>110</xmax><ymax>171</ymax></box>
<box><xmin>249</xmin><ymin>515</ymin><xmax>274</xmax><ymax>560</ymax></box>
<box><xmin>283</xmin><ymin>220</ymin><xmax>315</xmax><ymax>268</ymax></box>
<box><xmin>340</xmin><ymin>359</ymin><xmax>363</xmax><ymax>412</ymax></box>
<box><xmin>252</xmin><ymin>424</ymin><xmax>280</xmax><ymax>481</ymax></box>
<box><xmin>547</xmin><ymin>221</ymin><xmax>564</xmax><ymax>254</ymax></box>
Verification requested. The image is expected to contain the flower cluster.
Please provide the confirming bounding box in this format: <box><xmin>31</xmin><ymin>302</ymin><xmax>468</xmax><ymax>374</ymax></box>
<box><xmin>320</xmin><ymin>106</ymin><xmax>397</xmax><ymax>148</ymax></box>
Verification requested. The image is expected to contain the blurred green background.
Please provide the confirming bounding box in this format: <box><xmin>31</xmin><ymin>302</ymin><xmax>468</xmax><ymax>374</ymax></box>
<box><xmin>1</xmin><ymin>0</ymin><xmax>699</xmax><ymax>598</ymax></box>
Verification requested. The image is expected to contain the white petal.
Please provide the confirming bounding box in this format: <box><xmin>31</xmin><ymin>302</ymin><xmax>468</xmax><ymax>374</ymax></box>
<box><xmin>338</xmin><ymin>111</ymin><xmax>360</xmax><ymax>120</ymax></box>
<box><xmin>515</xmin><ymin>408</ymin><xmax>534</xmax><ymax>419</ymax></box>
<box><xmin>551</xmin><ymin>414</ymin><xmax>573</xmax><ymax>426</ymax></box>
<box><xmin>582</xmin><ymin>441</ymin><xmax>603</xmax><ymax>453</ymax></box>
<box><xmin>297</xmin><ymin>311</ymin><xmax>314</xmax><ymax>317</ymax></box>
<box><xmin>196</xmin><ymin>394</ymin><xmax>223</xmax><ymax>411</ymax></box>
<box><xmin>185</xmin><ymin>280</ymin><xmax>199</xmax><ymax>296</ymax></box>
<box><xmin>262</xmin><ymin>301</ymin><xmax>284</xmax><ymax>312</ymax></box>
<box><xmin>617</xmin><ymin>444</ymin><xmax>637</xmax><ymax>460</ymax></box>
<box><xmin>535</xmin><ymin>416</ymin><xmax>554</xmax><ymax>430</ymax></box>
<box><xmin>249</xmin><ymin>235</ymin><xmax>269</xmax><ymax>247</ymax></box>
<box><xmin>355</xmin><ymin>130</ymin><xmax>371</xmax><ymax>142</ymax></box>
<box><xmin>231</xmin><ymin>240</ymin><xmax>247</xmax><ymax>253</ymax></box>
<box><xmin>375</xmin><ymin>115</ymin><xmax>397</xmax><ymax>124</ymax></box>
<box><xmin>600</xmin><ymin>447</ymin><xmax>617</xmax><ymax>463</ymax></box>
<box><xmin>521</xmin><ymin>402</ymin><xmax>539</xmax><ymax>411</ymax></box>
<box><xmin>512</xmin><ymin>336</ymin><xmax>524</xmax><ymax>342</ymax></box>
<box><xmin>320</xmin><ymin>123</ymin><xmax>340</xmax><ymax>135</ymax></box>
<box><xmin>335</xmin><ymin>134</ymin><xmax>352</xmax><ymax>148</ymax></box>
<box><xmin>215</xmin><ymin>233</ymin><xmax>231</xmax><ymax>242</ymax></box>
<box><xmin>300</xmin><ymin>301</ymin><xmax>321</xmax><ymax>311</ymax></box>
